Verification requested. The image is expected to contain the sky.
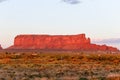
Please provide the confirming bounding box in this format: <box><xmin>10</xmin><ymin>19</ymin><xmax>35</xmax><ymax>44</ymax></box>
<box><xmin>0</xmin><ymin>0</ymin><xmax>120</xmax><ymax>49</ymax></box>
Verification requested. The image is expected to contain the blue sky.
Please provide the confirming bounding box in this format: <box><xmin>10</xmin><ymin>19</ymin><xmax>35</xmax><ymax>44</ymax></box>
<box><xmin>0</xmin><ymin>0</ymin><xmax>120</xmax><ymax>49</ymax></box>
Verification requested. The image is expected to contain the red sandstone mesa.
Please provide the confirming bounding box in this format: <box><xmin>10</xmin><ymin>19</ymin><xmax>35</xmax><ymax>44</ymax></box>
<box><xmin>8</xmin><ymin>34</ymin><xmax>119</xmax><ymax>51</ymax></box>
<box><xmin>0</xmin><ymin>45</ymin><xmax>2</xmax><ymax>49</ymax></box>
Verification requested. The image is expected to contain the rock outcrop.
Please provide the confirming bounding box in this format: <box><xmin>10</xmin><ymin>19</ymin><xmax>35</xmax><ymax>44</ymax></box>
<box><xmin>0</xmin><ymin>45</ymin><xmax>2</xmax><ymax>49</ymax></box>
<box><xmin>8</xmin><ymin>34</ymin><xmax>119</xmax><ymax>51</ymax></box>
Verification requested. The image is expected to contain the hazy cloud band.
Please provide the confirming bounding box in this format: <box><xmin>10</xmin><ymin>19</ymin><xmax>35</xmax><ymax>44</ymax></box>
<box><xmin>93</xmin><ymin>38</ymin><xmax>120</xmax><ymax>44</ymax></box>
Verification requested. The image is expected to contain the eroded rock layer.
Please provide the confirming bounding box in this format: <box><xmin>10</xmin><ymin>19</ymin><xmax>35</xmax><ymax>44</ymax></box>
<box><xmin>8</xmin><ymin>34</ymin><xmax>119</xmax><ymax>51</ymax></box>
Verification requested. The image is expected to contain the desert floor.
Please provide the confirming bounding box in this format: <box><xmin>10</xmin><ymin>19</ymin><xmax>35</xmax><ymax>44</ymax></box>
<box><xmin>0</xmin><ymin>50</ymin><xmax>120</xmax><ymax>80</ymax></box>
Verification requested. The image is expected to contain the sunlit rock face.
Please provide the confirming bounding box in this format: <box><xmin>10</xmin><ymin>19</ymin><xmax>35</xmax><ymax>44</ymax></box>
<box><xmin>8</xmin><ymin>34</ymin><xmax>119</xmax><ymax>51</ymax></box>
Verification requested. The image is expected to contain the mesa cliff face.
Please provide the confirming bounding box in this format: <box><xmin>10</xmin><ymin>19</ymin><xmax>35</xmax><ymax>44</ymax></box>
<box><xmin>0</xmin><ymin>45</ymin><xmax>2</xmax><ymax>49</ymax></box>
<box><xmin>8</xmin><ymin>34</ymin><xmax>119</xmax><ymax>51</ymax></box>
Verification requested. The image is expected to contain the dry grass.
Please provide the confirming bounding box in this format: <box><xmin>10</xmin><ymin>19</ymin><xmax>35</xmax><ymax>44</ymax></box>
<box><xmin>0</xmin><ymin>51</ymin><xmax>120</xmax><ymax>80</ymax></box>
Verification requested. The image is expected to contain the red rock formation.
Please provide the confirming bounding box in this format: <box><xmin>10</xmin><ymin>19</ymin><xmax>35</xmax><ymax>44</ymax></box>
<box><xmin>8</xmin><ymin>34</ymin><xmax>119</xmax><ymax>51</ymax></box>
<box><xmin>0</xmin><ymin>45</ymin><xmax>2</xmax><ymax>49</ymax></box>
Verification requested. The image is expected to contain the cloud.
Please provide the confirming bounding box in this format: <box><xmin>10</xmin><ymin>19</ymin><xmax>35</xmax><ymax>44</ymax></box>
<box><xmin>63</xmin><ymin>0</ymin><xmax>80</xmax><ymax>4</ymax></box>
<box><xmin>0</xmin><ymin>0</ymin><xmax>6</xmax><ymax>3</ymax></box>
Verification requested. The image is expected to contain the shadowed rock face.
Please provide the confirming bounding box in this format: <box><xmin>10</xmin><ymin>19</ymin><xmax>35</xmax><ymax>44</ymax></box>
<box><xmin>8</xmin><ymin>34</ymin><xmax>119</xmax><ymax>51</ymax></box>
<box><xmin>0</xmin><ymin>45</ymin><xmax>2</xmax><ymax>49</ymax></box>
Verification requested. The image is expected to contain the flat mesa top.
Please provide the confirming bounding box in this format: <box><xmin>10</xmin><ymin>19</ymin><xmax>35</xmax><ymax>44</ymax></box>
<box><xmin>16</xmin><ymin>34</ymin><xmax>85</xmax><ymax>36</ymax></box>
<box><xmin>15</xmin><ymin>34</ymin><xmax>86</xmax><ymax>38</ymax></box>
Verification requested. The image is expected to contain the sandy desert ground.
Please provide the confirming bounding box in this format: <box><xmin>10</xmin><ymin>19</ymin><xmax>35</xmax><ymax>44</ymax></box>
<box><xmin>0</xmin><ymin>50</ymin><xmax>120</xmax><ymax>80</ymax></box>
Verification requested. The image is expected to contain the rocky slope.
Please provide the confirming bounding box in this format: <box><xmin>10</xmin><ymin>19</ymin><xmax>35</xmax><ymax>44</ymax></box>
<box><xmin>8</xmin><ymin>34</ymin><xmax>119</xmax><ymax>51</ymax></box>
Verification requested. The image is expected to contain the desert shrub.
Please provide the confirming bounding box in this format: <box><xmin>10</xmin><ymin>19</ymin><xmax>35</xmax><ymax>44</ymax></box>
<box><xmin>86</xmin><ymin>54</ymin><xmax>117</xmax><ymax>61</ymax></box>
<box><xmin>5</xmin><ymin>52</ymin><xmax>9</xmax><ymax>54</ymax></box>
<box><xmin>86</xmin><ymin>54</ymin><xmax>98</xmax><ymax>60</ymax></box>
<box><xmin>61</xmin><ymin>55</ymin><xmax>69</xmax><ymax>60</ymax></box>
<box><xmin>79</xmin><ymin>77</ymin><xmax>88</xmax><ymax>80</ymax></box>
<box><xmin>0</xmin><ymin>78</ymin><xmax>5</xmax><ymax>80</ymax></box>
<box><xmin>55</xmin><ymin>55</ymin><xmax>62</xmax><ymax>60</ymax></box>
<box><xmin>98</xmin><ymin>77</ymin><xmax>106</xmax><ymax>80</ymax></box>
<box><xmin>82</xmin><ymin>71</ymin><xmax>90</xmax><ymax>76</ymax></box>
<box><xmin>106</xmin><ymin>77</ymin><xmax>120</xmax><ymax>80</ymax></box>
<box><xmin>28</xmin><ymin>74</ymin><xmax>41</xmax><ymax>78</ymax></box>
<box><xmin>56</xmin><ymin>72</ymin><xmax>64</xmax><ymax>77</ymax></box>
<box><xmin>77</xmin><ymin>55</ymin><xmax>84</xmax><ymax>59</ymax></box>
<box><xmin>9</xmin><ymin>55</ymin><xmax>22</xmax><ymax>59</ymax></box>
<box><xmin>55</xmin><ymin>55</ymin><xmax>69</xmax><ymax>60</ymax></box>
